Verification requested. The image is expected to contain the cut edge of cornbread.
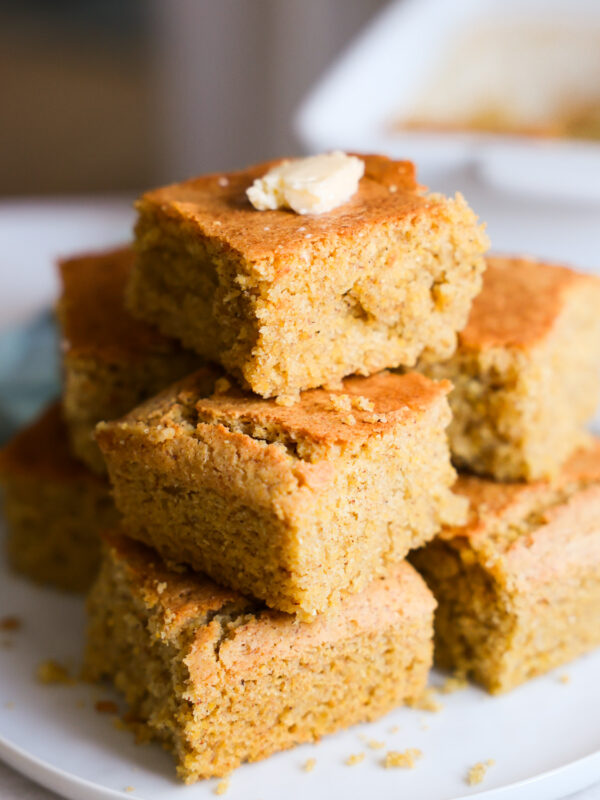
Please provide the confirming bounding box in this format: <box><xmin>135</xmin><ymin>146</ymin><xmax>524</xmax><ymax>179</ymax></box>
<box><xmin>84</xmin><ymin>532</ymin><xmax>435</xmax><ymax>782</ymax></box>
<box><xmin>411</xmin><ymin>440</ymin><xmax>600</xmax><ymax>692</ymax></box>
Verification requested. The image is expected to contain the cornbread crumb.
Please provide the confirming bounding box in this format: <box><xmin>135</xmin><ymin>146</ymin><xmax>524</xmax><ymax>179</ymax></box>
<box><xmin>410</xmin><ymin>688</ymin><xmax>443</xmax><ymax>712</ymax></box>
<box><xmin>274</xmin><ymin>393</ymin><xmax>298</xmax><ymax>407</ymax></box>
<box><xmin>95</xmin><ymin>700</ymin><xmax>119</xmax><ymax>714</ymax></box>
<box><xmin>440</xmin><ymin>674</ymin><xmax>469</xmax><ymax>694</ymax></box>
<box><xmin>384</xmin><ymin>748</ymin><xmax>422</xmax><ymax>768</ymax></box>
<box><xmin>559</xmin><ymin>674</ymin><xmax>570</xmax><ymax>684</ymax></box>
<box><xmin>214</xmin><ymin>377</ymin><xmax>232</xmax><ymax>395</ymax></box>
<box><xmin>329</xmin><ymin>393</ymin><xmax>352</xmax><ymax>412</ymax></box>
<box><xmin>368</xmin><ymin>739</ymin><xmax>385</xmax><ymax>750</ymax></box>
<box><xmin>366</xmin><ymin>413</ymin><xmax>388</xmax><ymax>424</ymax></box>
<box><xmin>215</xmin><ymin>778</ymin><xmax>230</xmax><ymax>795</ymax></box>
<box><xmin>346</xmin><ymin>753</ymin><xmax>365</xmax><ymax>766</ymax></box>
<box><xmin>303</xmin><ymin>758</ymin><xmax>316</xmax><ymax>772</ymax></box>
<box><xmin>389</xmin><ymin>726</ymin><xmax>400</xmax><ymax>734</ymax></box>
<box><xmin>467</xmin><ymin>760</ymin><xmax>495</xmax><ymax>785</ymax></box>
<box><xmin>156</xmin><ymin>582</ymin><xmax>167</xmax><ymax>595</ymax></box>
<box><xmin>354</xmin><ymin>396</ymin><xmax>375</xmax><ymax>412</ymax></box>
<box><xmin>0</xmin><ymin>616</ymin><xmax>21</xmax><ymax>631</ymax></box>
<box><xmin>342</xmin><ymin>413</ymin><xmax>357</xmax><ymax>426</ymax></box>
<box><xmin>124</xmin><ymin>787</ymin><xmax>135</xmax><ymax>794</ymax></box>
<box><xmin>36</xmin><ymin>660</ymin><xmax>75</xmax><ymax>685</ymax></box>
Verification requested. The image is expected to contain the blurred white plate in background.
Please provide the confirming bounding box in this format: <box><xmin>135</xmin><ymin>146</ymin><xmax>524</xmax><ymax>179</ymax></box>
<box><xmin>0</xmin><ymin>198</ymin><xmax>134</xmax><ymax>331</ymax></box>
<box><xmin>295</xmin><ymin>0</ymin><xmax>600</xmax><ymax>203</ymax></box>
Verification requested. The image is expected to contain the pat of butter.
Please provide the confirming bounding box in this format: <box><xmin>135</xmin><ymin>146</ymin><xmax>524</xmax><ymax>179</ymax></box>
<box><xmin>247</xmin><ymin>152</ymin><xmax>364</xmax><ymax>215</ymax></box>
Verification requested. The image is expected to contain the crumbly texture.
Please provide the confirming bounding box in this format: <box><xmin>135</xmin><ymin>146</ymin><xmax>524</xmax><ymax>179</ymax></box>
<box><xmin>411</xmin><ymin>440</ymin><xmax>600</xmax><ymax>694</ymax></box>
<box><xmin>57</xmin><ymin>246</ymin><xmax>202</xmax><ymax>473</ymax></box>
<box><xmin>419</xmin><ymin>255</ymin><xmax>600</xmax><ymax>480</ymax></box>
<box><xmin>96</xmin><ymin>370</ymin><xmax>465</xmax><ymax>618</ymax></box>
<box><xmin>84</xmin><ymin>533</ymin><xmax>435</xmax><ymax>783</ymax></box>
<box><xmin>0</xmin><ymin>404</ymin><xmax>119</xmax><ymax>591</ymax></box>
<box><xmin>384</xmin><ymin>748</ymin><xmax>422</xmax><ymax>768</ymax></box>
<box><xmin>466</xmin><ymin>760</ymin><xmax>495</xmax><ymax>785</ymax></box>
<box><xmin>129</xmin><ymin>154</ymin><xmax>488</xmax><ymax>398</ymax></box>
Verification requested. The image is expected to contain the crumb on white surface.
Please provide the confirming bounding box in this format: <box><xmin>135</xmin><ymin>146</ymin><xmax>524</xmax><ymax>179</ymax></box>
<box><xmin>410</xmin><ymin>688</ymin><xmax>443</xmax><ymax>712</ymax></box>
<box><xmin>345</xmin><ymin>753</ymin><xmax>365</xmax><ymax>766</ymax></box>
<box><xmin>467</xmin><ymin>759</ymin><xmax>495</xmax><ymax>785</ymax></box>
<box><xmin>215</xmin><ymin>778</ymin><xmax>230</xmax><ymax>795</ymax></box>
<box><xmin>439</xmin><ymin>674</ymin><xmax>469</xmax><ymax>694</ymax></box>
<box><xmin>303</xmin><ymin>758</ymin><xmax>316</xmax><ymax>773</ymax></box>
<box><xmin>384</xmin><ymin>748</ymin><xmax>422</xmax><ymax>768</ymax></box>
<box><xmin>36</xmin><ymin>659</ymin><xmax>75</xmax><ymax>685</ymax></box>
<box><xmin>368</xmin><ymin>739</ymin><xmax>385</xmax><ymax>750</ymax></box>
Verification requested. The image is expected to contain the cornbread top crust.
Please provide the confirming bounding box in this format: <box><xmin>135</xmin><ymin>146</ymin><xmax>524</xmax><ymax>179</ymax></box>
<box><xmin>104</xmin><ymin>531</ymin><xmax>435</xmax><ymax>673</ymax></box>
<box><xmin>460</xmin><ymin>255</ymin><xmax>600</xmax><ymax>350</ymax></box>
<box><xmin>58</xmin><ymin>246</ymin><xmax>186</xmax><ymax>361</ymax></box>
<box><xmin>443</xmin><ymin>440</ymin><xmax>600</xmax><ymax>584</ymax></box>
<box><xmin>0</xmin><ymin>403</ymin><xmax>100</xmax><ymax>483</ymax></box>
<box><xmin>135</xmin><ymin>155</ymin><xmax>446</xmax><ymax>265</ymax></box>
<box><xmin>117</xmin><ymin>369</ymin><xmax>450</xmax><ymax>454</ymax></box>
<box><xmin>197</xmin><ymin>371</ymin><xmax>450</xmax><ymax>447</ymax></box>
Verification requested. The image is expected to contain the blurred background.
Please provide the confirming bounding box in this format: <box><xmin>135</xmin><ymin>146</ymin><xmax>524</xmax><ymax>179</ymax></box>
<box><xmin>1</xmin><ymin>0</ymin><xmax>388</xmax><ymax>195</ymax></box>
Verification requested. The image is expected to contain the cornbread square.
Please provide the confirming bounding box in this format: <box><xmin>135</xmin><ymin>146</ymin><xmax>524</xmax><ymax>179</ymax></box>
<box><xmin>96</xmin><ymin>370</ymin><xmax>465</xmax><ymax>618</ymax></box>
<box><xmin>129</xmin><ymin>154</ymin><xmax>488</xmax><ymax>398</ymax></box>
<box><xmin>411</xmin><ymin>440</ymin><xmax>600</xmax><ymax>694</ymax></box>
<box><xmin>84</xmin><ymin>532</ymin><xmax>435</xmax><ymax>782</ymax></box>
<box><xmin>57</xmin><ymin>246</ymin><xmax>201</xmax><ymax>473</ymax></box>
<box><xmin>420</xmin><ymin>255</ymin><xmax>600</xmax><ymax>480</ymax></box>
<box><xmin>0</xmin><ymin>404</ymin><xmax>118</xmax><ymax>591</ymax></box>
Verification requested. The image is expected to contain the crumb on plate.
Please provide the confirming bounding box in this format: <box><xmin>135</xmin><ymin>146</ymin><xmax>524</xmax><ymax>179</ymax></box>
<box><xmin>384</xmin><ymin>748</ymin><xmax>422</xmax><ymax>768</ymax></box>
<box><xmin>467</xmin><ymin>759</ymin><xmax>495</xmax><ymax>785</ymax></box>
<box><xmin>36</xmin><ymin>659</ymin><xmax>75</xmax><ymax>685</ymax></box>
<box><xmin>346</xmin><ymin>753</ymin><xmax>365</xmax><ymax>766</ymax></box>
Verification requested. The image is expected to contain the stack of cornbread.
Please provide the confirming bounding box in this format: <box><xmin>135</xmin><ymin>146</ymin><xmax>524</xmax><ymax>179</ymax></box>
<box><xmin>1</xmin><ymin>153</ymin><xmax>600</xmax><ymax>783</ymax></box>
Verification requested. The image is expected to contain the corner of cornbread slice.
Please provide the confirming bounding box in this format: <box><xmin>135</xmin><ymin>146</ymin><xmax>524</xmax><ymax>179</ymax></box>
<box><xmin>96</xmin><ymin>369</ymin><xmax>465</xmax><ymax>618</ymax></box>
<box><xmin>84</xmin><ymin>531</ymin><xmax>435</xmax><ymax>782</ymax></box>
<box><xmin>57</xmin><ymin>245</ymin><xmax>201</xmax><ymax>474</ymax></box>
<box><xmin>411</xmin><ymin>438</ymin><xmax>600</xmax><ymax>693</ymax></box>
<box><xmin>0</xmin><ymin>403</ymin><xmax>118</xmax><ymax>591</ymax></box>
<box><xmin>421</xmin><ymin>254</ymin><xmax>600</xmax><ymax>480</ymax></box>
<box><xmin>129</xmin><ymin>154</ymin><xmax>488</xmax><ymax>398</ymax></box>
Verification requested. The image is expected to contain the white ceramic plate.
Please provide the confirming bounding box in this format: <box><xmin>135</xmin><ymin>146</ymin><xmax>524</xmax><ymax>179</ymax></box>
<box><xmin>1</xmin><ymin>542</ymin><xmax>600</xmax><ymax>800</ymax></box>
<box><xmin>0</xmin><ymin>198</ymin><xmax>134</xmax><ymax>332</ymax></box>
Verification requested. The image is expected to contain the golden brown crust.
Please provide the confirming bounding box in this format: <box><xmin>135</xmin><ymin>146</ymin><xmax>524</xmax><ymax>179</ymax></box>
<box><xmin>0</xmin><ymin>403</ymin><xmax>102</xmax><ymax>484</ymax></box>
<box><xmin>102</xmin><ymin>532</ymin><xmax>244</xmax><ymax>632</ymax></box>
<box><xmin>58</xmin><ymin>246</ymin><xmax>186</xmax><ymax>361</ymax></box>
<box><xmin>136</xmin><ymin>154</ymin><xmax>439</xmax><ymax>265</ymax></box>
<box><xmin>216</xmin><ymin>563</ymin><xmax>435</xmax><ymax>673</ymax></box>
<box><xmin>460</xmin><ymin>255</ymin><xmax>600</xmax><ymax>350</ymax></box>
<box><xmin>195</xmin><ymin>371</ymin><xmax>450</xmax><ymax>447</ymax></box>
<box><xmin>449</xmin><ymin>439</ymin><xmax>600</xmax><ymax>543</ymax></box>
<box><xmin>104</xmin><ymin>530</ymin><xmax>435</xmax><ymax>666</ymax></box>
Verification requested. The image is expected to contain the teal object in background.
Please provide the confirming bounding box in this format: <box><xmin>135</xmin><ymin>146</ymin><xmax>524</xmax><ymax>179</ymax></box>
<box><xmin>0</xmin><ymin>312</ymin><xmax>61</xmax><ymax>444</ymax></box>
